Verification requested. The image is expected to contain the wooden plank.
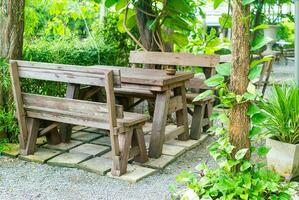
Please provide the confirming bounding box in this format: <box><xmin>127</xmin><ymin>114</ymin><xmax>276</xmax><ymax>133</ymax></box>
<box><xmin>9</xmin><ymin>61</ymin><xmax>28</xmax><ymax>150</ymax></box>
<box><xmin>174</xmin><ymin>86</ymin><xmax>189</xmax><ymax>141</ymax></box>
<box><xmin>129</xmin><ymin>51</ymin><xmax>220</xmax><ymax>68</ymax></box>
<box><xmin>40</xmin><ymin>123</ymin><xmax>59</xmax><ymax>136</ymax></box>
<box><xmin>117</xmin><ymin>128</ymin><xmax>133</xmax><ymax>175</ymax></box>
<box><xmin>190</xmin><ymin>104</ymin><xmax>205</xmax><ymax>140</ymax></box>
<box><xmin>164</xmin><ymin>126</ymin><xmax>185</xmax><ymax>142</ymax></box>
<box><xmin>149</xmin><ymin>91</ymin><xmax>171</xmax><ymax>158</ymax></box>
<box><xmin>23</xmin><ymin>93</ymin><xmax>123</xmax><ymax>118</ymax></box>
<box><xmin>105</xmin><ymin>70</ymin><xmax>121</xmax><ymax>170</ymax></box>
<box><xmin>24</xmin><ymin>118</ymin><xmax>40</xmax><ymax>155</ymax></box>
<box><xmin>132</xmin><ymin>126</ymin><xmax>148</xmax><ymax>163</ymax></box>
<box><xmin>13</xmin><ymin>60</ymin><xmax>121</xmax><ymax>87</ymax></box>
<box><xmin>168</xmin><ymin>96</ymin><xmax>183</xmax><ymax>114</ymax></box>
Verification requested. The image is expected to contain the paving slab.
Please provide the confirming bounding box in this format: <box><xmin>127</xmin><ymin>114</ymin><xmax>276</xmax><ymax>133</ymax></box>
<box><xmin>71</xmin><ymin>131</ymin><xmax>102</xmax><ymax>142</ymax></box>
<box><xmin>162</xmin><ymin>144</ymin><xmax>185</xmax><ymax>157</ymax></box>
<box><xmin>43</xmin><ymin>140</ymin><xmax>83</xmax><ymax>151</ymax></box>
<box><xmin>19</xmin><ymin>148</ymin><xmax>62</xmax><ymax>164</ymax></box>
<box><xmin>85</xmin><ymin>127</ymin><xmax>108</xmax><ymax>135</ymax></box>
<box><xmin>72</xmin><ymin>126</ymin><xmax>86</xmax><ymax>132</ymax></box>
<box><xmin>1</xmin><ymin>143</ymin><xmax>19</xmax><ymax>158</ymax></box>
<box><xmin>165</xmin><ymin>139</ymin><xmax>200</xmax><ymax>149</ymax></box>
<box><xmin>69</xmin><ymin>144</ymin><xmax>110</xmax><ymax>156</ymax></box>
<box><xmin>90</xmin><ymin>137</ymin><xmax>111</xmax><ymax>146</ymax></box>
<box><xmin>140</xmin><ymin>155</ymin><xmax>175</xmax><ymax>169</ymax></box>
<box><xmin>77</xmin><ymin>157</ymin><xmax>112</xmax><ymax>175</ymax></box>
<box><xmin>47</xmin><ymin>152</ymin><xmax>92</xmax><ymax>168</ymax></box>
<box><xmin>107</xmin><ymin>164</ymin><xmax>157</xmax><ymax>183</ymax></box>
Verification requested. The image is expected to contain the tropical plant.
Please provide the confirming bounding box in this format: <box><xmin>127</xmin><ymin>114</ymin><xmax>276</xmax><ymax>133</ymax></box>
<box><xmin>258</xmin><ymin>83</ymin><xmax>299</xmax><ymax>144</ymax></box>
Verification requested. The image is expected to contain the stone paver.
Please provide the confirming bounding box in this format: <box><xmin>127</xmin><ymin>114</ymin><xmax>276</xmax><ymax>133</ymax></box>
<box><xmin>162</xmin><ymin>144</ymin><xmax>185</xmax><ymax>156</ymax></box>
<box><xmin>107</xmin><ymin>164</ymin><xmax>157</xmax><ymax>183</ymax></box>
<box><xmin>19</xmin><ymin>148</ymin><xmax>62</xmax><ymax>164</ymax></box>
<box><xmin>85</xmin><ymin>127</ymin><xmax>108</xmax><ymax>135</ymax></box>
<box><xmin>72</xmin><ymin>126</ymin><xmax>86</xmax><ymax>132</ymax></box>
<box><xmin>71</xmin><ymin>131</ymin><xmax>101</xmax><ymax>142</ymax></box>
<box><xmin>140</xmin><ymin>154</ymin><xmax>175</xmax><ymax>169</ymax></box>
<box><xmin>77</xmin><ymin>157</ymin><xmax>112</xmax><ymax>175</ymax></box>
<box><xmin>1</xmin><ymin>143</ymin><xmax>19</xmax><ymax>158</ymax></box>
<box><xmin>69</xmin><ymin>143</ymin><xmax>110</xmax><ymax>156</ymax></box>
<box><xmin>43</xmin><ymin>140</ymin><xmax>83</xmax><ymax>151</ymax></box>
<box><xmin>47</xmin><ymin>152</ymin><xmax>92</xmax><ymax>168</ymax></box>
<box><xmin>90</xmin><ymin>136</ymin><xmax>111</xmax><ymax>146</ymax></box>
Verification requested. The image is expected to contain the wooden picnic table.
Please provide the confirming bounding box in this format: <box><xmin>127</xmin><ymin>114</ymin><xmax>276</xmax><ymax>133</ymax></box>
<box><xmin>63</xmin><ymin>66</ymin><xmax>193</xmax><ymax>159</ymax></box>
<box><xmin>115</xmin><ymin>67</ymin><xmax>194</xmax><ymax>158</ymax></box>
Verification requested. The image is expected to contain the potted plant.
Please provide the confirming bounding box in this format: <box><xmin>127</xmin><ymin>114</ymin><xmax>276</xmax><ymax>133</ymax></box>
<box><xmin>259</xmin><ymin>83</ymin><xmax>299</xmax><ymax>178</ymax></box>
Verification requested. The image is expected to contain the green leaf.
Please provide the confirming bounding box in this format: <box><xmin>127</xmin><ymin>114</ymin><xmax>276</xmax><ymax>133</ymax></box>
<box><xmin>250</xmin><ymin>126</ymin><xmax>262</xmax><ymax>138</ymax></box>
<box><xmin>252</xmin><ymin>112</ymin><xmax>269</xmax><ymax>124</ymax></box>
<box><xmin>204</xmin><ymin>74</ymin><xmax>225</xmax><ymax>87</ymax></box>
<box><xmin>248</xmin><ymin>64</ymin><xmax>263</xmax><ymax>80</ymax></box>
<box><xmin>242</xmin><ymin>0</ymin><xmax>255</xmax><ymax>5</ymax></box>
<box><xmin>105</xmin><ymin>0</ymin><xmax>118</xmax><ymax>8</ymax></box>
<box><xmin>216</xmin><ymin>62</ymin><xmax>231</xmax><ymax>76</ymax></box>
<box><xmin>115</xmin><ymin>0</ymin><xmax>127</xmax><ymax>11</ymax></box>
<box><xmin>251</xmin><ymin>37</ymin><xmax>273</xmax><ymax>51</ymax></box>
<box><xmin>193</xmin><ymin>90</ymin><xmax>213</xmax><ymax>102</ymax></box>
<box><xmin>214</xmin><ymin>0</ymin><xmax>225</xmax><ymax>9</ymax></box>
<box><xmin>243</xmin><ymin>92</ymin><xmax>256</xmax><ymax>101</ymax></box>
<box><xmin>247</xmin><ymin>103</ymin><xmax>260</xmax><ymax>116</ymax></box>
<box><xmin>247</xmin><ymin>82</ymin><xmax>257</xmax><ymax>95</ymax></box>
<box><xmin>257</xmin><ymin>146</ymin><xmax>271</xmax><ymax>156</ymax></box>
<box><xmin>252</xmin><ymin>24</ymin><xmax>270</xmax><ymax>32</ymax></box>
<box><xmin>240</xmin><ymin>161</ymin><xmax>251</xmax><ymax>171</ymax></box>
<box><xmin>219</xmin><ymin>13</ymin><xmax>232</xmax><ymax>29</ymax></box>
<box><xmin>235</xmin><ymin>148</ymin><xmax>248</xmax><ymax>160</ymax></box>
<box><xmin>250</xmin><ymin>56</ymin><xmax>273</xmax><ymax>68</ymax></box>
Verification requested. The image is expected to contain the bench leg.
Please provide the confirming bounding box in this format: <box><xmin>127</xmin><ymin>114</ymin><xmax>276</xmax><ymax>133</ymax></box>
<box><xmin>174</xmin><ymin>86</ymin><xmax>189</xmax><ymax>141</ymax></box>
<box><xmin>203</xmin><ymin>101</ymin><xmax>213</xmax><ymax>132</ymax></box>
<box><xmin>60</xmin><ymin>83</ymin><xmax>80</xmax><ymax>143</ymax></box>
<box><xmin>149</xmin><ymin>91</ymin><xmax>170</xmax><ymax>158</ymax></box>
<box><xmin>132</xmin><ymin>126</ymin><xmax>148</xmax><ymax>163</ymax></box>
<box><xmin>22</xmin><ymin>118</ymin><xmax>40</xmax><ymax>155</ymax></box>
<box><xmin>112</xmin><ymin>129</ymin><xmax>134</xmax><ymax>176</ymax></box>
<box><xmin>190</xmin><ymin>104</ymin><xmax>205</xmax><ymax>140</ymax></box>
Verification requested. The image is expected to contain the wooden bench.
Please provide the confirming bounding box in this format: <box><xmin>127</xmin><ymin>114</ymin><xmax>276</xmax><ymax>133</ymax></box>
<box><xmin>121</xmin><ymin>51</ymin><xmax>220</xmax><ymax>140</ymax></box>
<box><xmin>9</xmin><ymin>60</ymin><xmax>148</xmax><ymax>176</ymax></box>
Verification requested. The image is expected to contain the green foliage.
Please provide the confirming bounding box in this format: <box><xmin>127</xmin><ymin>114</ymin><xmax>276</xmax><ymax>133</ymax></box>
<box><xmin>258</xmin><ymin>83</ymin><xmax>299</xmax><ymax>144</ymax></box>
<box><xmin>277</xmin><ymin>19</ymin><xmax>295</xmax><ymax>46</ymax></box>
<box><xmin>0</xmin><ymin>59</ymin><xmax>19</xmax><ymax>143</ymax></box>
<box><xmin>25</xmin><ymin>0</ymin><xmax>100</xmax><ymax>39</ymax></box>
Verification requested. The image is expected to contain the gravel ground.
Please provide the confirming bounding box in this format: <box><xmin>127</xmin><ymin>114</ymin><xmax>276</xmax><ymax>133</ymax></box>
<box><xmin>0</xmin><ymin>137</ymin><xmax>216</xmax><ymax>200</ymax></box>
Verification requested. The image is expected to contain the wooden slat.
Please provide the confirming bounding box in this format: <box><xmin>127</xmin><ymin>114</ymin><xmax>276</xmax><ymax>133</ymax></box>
<box><xmin>129</xmin><ymin>51</ymin><xmax>220</xmax><ymax>68</ymax></box>
<box><xmin>12</xmin><ymin>60</ymin><xmax>121</xmax><ymax>87</ymax></box>
<box><xmin>164</xmin><ymin>126</ymin><xmax>185</xmax><ymax>142</ymax></box>
<box><xmin>22</xmin><ymin>93</ymin><xmax>124</xmax><ymax>118</ymax></box>
<box><xmin>9</xmin><ymin>62</ymin><xmax>28</xmax><ymax>150</ymax></box>
<box><xmin>168</xmin><ymin>96</ymin><xmax>183</xmax><ymax>114</ymax></box>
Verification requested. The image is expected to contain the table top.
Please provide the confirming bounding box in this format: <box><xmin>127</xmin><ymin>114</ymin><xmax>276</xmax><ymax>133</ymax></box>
<box><xmin>120</xmin><ymin>67</ymin><xmax>193</xmax><ymax>87</ymax></box>
<box><xmin>95</xmin><ymin>65</ymin><xmax>193</xmax><ymax>87</ymax></box>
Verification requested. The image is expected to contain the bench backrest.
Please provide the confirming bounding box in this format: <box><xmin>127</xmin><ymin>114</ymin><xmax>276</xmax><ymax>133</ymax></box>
<box><xmin>129</xmin><ymin>51</ymin><xmax>220</xmax><ymax>90</ymax></box>
<box><xmin>10</xmin><ymin>60</ymin><xmax>123</xmax><ymax>133</ymax></box>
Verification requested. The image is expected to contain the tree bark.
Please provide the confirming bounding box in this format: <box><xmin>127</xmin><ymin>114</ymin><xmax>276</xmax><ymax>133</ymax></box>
<box><xmin>0</xmin><ymin>0</ymin><xmax>25</xmax><ymax>108</ymax></box>
<box><xmin>0</xmin><ymin>0</ymin><xmax>25</xmax><ymax>59</ymax></box>
<box><xmin>229</xmin><ymin>0</ymin><xmax>251</xmax><ymax>159</ymax></box>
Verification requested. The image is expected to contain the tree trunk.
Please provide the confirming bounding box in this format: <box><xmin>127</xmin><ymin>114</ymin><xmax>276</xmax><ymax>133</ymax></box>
<box><xmin>0</xmin><ymin>0</ymin><xmax>25</xmax><ymax>108</ymax></box>
<box><xmin>0</xmin><ymin>0</ymin><xmax>25</xmax><ymax>59</ymax></box>
<box><xmin>229</xmin><ymin>0</ymin><xmax>251</xmax><ymax>159</ymax></box>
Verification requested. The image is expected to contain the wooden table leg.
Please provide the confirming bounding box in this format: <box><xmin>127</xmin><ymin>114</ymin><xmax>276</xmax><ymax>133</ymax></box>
<box><xmin>174</xmin><ymin>86</ymin><xmax>189</xmax><ymax>141</ymax></box>
<box><xmin>60</xmin><ymin>83</ymin><xmax>80</xmax><ymax>143</ymax></box>
<box><xmin>148</xmin><ymin>90</ymin><xmax>171</xmax><ymax>158</ymax></box>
